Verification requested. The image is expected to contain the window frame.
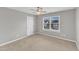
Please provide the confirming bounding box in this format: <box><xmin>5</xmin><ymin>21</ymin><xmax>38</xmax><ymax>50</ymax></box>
<box><xmin>43</xmin><ymin>16</ymin><xmax>60</xmax><ymax>32</ymax></box>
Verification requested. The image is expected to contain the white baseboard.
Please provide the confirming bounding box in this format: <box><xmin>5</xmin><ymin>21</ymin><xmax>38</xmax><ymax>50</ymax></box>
<box><xmin>0</xmin><ymin>36</ymin><xmax>27</xmax><ymax>46</ymax></box>
<box><xmin>0</xmin><ymin>33</ymin><xmax>35</xmax><ymax>46</ymax></box>
<box><xmin>76</xmin><ymin>41</ymin><xmax>79</xmax><ymax>50</ymax></box>
<box><xmin>0</xmin><ymin>32</ymin><xmax>76</xmax><ymax>47</ymax></box>
<box><xmin>39</xmin><ymin>33</ymin><xmax>76</xmax><ymax>43</ymax></box>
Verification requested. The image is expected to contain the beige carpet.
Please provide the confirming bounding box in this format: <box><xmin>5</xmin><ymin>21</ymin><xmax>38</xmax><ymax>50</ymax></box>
<box><xmin>0</xmin><ymin>34</ymin><xmax>78</xmax><ymax>51</ymax></box>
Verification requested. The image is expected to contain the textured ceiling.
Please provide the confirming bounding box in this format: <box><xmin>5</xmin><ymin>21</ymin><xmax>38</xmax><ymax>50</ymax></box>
<box><xmin>8</xmin><ymin>7</ymin><xmax>75</xmax><ymax>15</ymax></box>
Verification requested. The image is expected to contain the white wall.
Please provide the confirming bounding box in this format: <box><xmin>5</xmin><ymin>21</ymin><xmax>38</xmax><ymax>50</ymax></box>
<box><xmin>0</xmin><ymin>7</ymin><xmax>34</xmax><ymax>44</ymax></box>
<box><xmin>76</xmin><ymin>8</ymin><xmax>79</xmax><ymax>49</ymax></box>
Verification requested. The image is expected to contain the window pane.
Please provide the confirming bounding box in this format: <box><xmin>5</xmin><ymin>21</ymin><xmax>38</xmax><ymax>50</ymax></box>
<box><xmin>43</xmin><ymin>17</ymin><xmax>50</xmax><ymax>29</ymax></box>
<box><xmin>51</xmin><ymin>23</ymin><xmax>59</xmax><ymax>30</ymax></box>
<box><xmin>51</xmin><ymin>16</ymin><xmax>59</xmax><ymax>20</ymax></box>
<box><xmin>51</xmin><ymin>16</ymin><xmax>59</xmax><ymax>30</ymax></box>
<box><xmin>44</xmin><ymin>24</ymin><xmax>50</xmax><ymax>29</ymax></box>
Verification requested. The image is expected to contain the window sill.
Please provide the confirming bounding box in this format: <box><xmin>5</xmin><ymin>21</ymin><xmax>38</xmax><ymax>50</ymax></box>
<box><xmin>42</xmin><ymin>29</ymin><xmax>60</xmax><ymax>33</ymax></box>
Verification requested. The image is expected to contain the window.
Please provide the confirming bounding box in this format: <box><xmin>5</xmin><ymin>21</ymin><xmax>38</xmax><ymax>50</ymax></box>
<box><xmin>43</xmin><ymin>16</ymin><xmax>60</xmax><ymax>32</ymax></box>
<box><xmin>43</xmin><ymin>17</ymin><xmax>50</xmax><ymax>29</ymax></box>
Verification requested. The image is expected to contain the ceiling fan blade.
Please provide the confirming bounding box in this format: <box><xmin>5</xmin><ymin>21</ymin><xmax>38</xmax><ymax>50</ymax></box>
<box><xmin>31</xmin><ymin>11</ymin><xmax>36</xmax><ymax>13</ymax></box>
<box><xmin>42</xmin><ymin>11</ymin><xmax>46</xmax><ymax>12</ymax></box>
<box><xmin>30</xmin><ymin>9</ymin><xmax>37</xmax><ymax>11</ymax></box>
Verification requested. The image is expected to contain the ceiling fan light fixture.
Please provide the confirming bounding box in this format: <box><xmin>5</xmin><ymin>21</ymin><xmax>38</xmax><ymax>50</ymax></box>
<box><xmin>36</xmin><ymin>11</ymin><xmax>42</xmax><ymax>15</ymax></box>
<box><xmin>31</xmin><ymin>7</ymin><xmax>45</xmax><ymax>15</ymax></box>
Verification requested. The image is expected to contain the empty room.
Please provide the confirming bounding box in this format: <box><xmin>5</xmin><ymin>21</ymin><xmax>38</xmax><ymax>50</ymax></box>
<box><xmin>0</xmin><ymin>7</ymin><xmax>79</xmax><ymax>51</ymax></box>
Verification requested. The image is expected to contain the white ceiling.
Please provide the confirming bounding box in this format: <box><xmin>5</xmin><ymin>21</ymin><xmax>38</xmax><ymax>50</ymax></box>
<box><xmin>8</xmin><ymin>7</ymin><xmax>75</xmax><ymax>15</ymax></box>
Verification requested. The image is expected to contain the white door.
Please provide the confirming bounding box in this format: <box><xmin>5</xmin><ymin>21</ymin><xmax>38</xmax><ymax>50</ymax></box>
<box><xmin>27</xmin><ymin>16</ymin><xmax>34</xmax><ymax>36</ymax></box>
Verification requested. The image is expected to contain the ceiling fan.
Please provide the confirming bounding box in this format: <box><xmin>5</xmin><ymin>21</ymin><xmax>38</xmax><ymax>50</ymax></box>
<box><xmin>30</xmin><ymin>7</ymin><xmax>46</xmax><ymax>15</ymax></box>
